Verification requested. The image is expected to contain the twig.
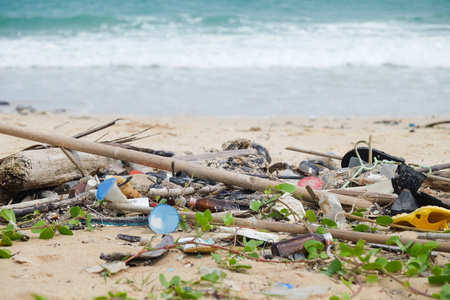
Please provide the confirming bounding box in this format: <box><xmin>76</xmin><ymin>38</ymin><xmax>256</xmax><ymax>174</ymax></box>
<box><xmin>286</xmin><ymin>146</ymin><xmax>342</xmax><ymax>160</ymax></box>
<box><xmin>59</xmin><ymin>147</ymin><xmax>85</xmax><ymax>177</ymax></box>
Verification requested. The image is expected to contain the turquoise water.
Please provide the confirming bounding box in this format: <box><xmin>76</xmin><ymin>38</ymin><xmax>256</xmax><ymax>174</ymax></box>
<box><xmin>1</xmin><ymin>0</ymin><xmax>449</xmax><ymax>116</ymax></box>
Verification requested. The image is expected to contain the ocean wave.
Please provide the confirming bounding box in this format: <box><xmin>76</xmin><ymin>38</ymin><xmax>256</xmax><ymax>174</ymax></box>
<box><xmin>1</xmin><ymin>29</ymin><xmax>449</xmax><ymax>69</ymax></box>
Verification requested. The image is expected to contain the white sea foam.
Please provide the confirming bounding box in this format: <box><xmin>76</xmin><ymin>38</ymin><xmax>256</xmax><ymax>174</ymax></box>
<box><xmin>1</xmin><ymin>22</ymin><xmax>450</xmax><ymax>69</ymax></box>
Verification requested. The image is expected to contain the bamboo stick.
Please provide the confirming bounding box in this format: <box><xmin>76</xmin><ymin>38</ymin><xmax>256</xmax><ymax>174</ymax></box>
<box><xmin>0</xmin><ymin>122</ymin><xmax>371</xmax><ymax>209</ymax></box>
<box><xmin>107</xmin><ymin>203</ymin><xmax>450</xmax><ymax>253</ymax></box>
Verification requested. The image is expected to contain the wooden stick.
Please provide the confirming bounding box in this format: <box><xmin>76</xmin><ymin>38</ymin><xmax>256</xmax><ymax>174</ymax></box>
<box><xmin>0</xmin><ymin>122</ymin><xmax>371</xmax><ymax>209</ymax></box>
<box><xmin>368</xmin><ymin>134</ymin><xmax>373</xmax><ymax>164</ymax></box>
<box><xmin>107</xmin><ymin>203</ymin><xmax>450</xmax><ymax>253</ymax></box>
<box><xmin>285</xmin><ymin>146</ymin><xmax>342</xmax><ymax>160</ymax></box>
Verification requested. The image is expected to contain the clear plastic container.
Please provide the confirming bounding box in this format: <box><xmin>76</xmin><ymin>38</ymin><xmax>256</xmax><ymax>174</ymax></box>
<box><xmin>319</xmin><ymin>194</ymin><xmax>346</xmax><ymax>227</ymax></box>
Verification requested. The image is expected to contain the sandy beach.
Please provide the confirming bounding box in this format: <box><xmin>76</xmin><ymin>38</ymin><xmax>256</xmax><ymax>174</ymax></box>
<box><xmin>1</xmin><ymin>112</ymin><xmax>449</xmax><ymax>300</ymax></box>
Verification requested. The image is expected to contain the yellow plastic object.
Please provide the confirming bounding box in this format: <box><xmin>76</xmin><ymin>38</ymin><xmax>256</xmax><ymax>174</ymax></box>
<box><xmin>392</xmin><ymin>206</ymin><xmax>450</xmax><ymax>231</ymax></box>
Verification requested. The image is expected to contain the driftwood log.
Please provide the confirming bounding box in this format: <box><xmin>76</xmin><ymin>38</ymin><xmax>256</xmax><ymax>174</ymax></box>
<box><xmin>0</xmin><ymin>122</ymin><xmax>372</xmax><ymax>209</ymax></box>
<box><xmin>0</xmin><ymin>148</ymin><xmax>117</xmax><ymax>192</ymax></box>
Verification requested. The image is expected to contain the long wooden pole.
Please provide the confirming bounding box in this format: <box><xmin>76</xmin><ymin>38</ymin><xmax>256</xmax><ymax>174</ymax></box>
<box><xmin>107</xmin><ymin>203</ymin><xmax>450</xmax><ymax>253</ymax></box>
<box><xmin>0</xmin><ymin>122</ymin><xmax>371</xmax><ymax>208</ymax></box>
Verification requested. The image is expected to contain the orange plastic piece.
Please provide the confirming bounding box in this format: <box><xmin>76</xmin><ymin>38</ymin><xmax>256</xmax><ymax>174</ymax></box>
<box><xmin>392</xmin><ymin>206</ymin><xmax>450</xmax><ymax>231</ymax></box>
<box><xmin>111</xmin><ymin>176</ymin><xmax>142</xmax><ymax>199</ymax></box>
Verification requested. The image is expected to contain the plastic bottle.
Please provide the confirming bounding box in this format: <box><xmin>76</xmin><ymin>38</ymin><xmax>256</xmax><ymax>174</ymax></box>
<box><xmin>271</xmin><ymin>233</ymin><xmax>333</xmax><ymax>258</ymax></box>
<box><xmin>318</xmin><ymin>194</ymin><xmax>346</xmax><ymax>227</ymax></box>
<box><xmin>189</xmin><ymin>197</ymin><xmax>240</xmax><ymax>213</ymax></box>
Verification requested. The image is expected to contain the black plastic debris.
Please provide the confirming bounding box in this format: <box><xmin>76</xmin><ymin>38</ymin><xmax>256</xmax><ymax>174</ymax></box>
<box><xmin>299</xmin><ymin>161</ymin><xmax>320</xmax><ymax>176</ymax></box>
<box><xmin>390</xmin><ymin>190</ymin><xmax>419</xmax><ymax>216</ymax></box>
<box><xmin>252</xmin><ymin>142</ymin><xmax>272</xmax><ymax>164</ymax></box>
<box><xmin>392</xmin><ymin>163</ymin><xmax>427</xmax><ymax>195</ymax></box>
<box><xmin>391</xmin><ymin>163</ymin><xmax>450</xmax><ymax>211</ymax></box>
<box><xmin>169</xmin><ymin>171</ymin><xmax>216</xmax><ymax>187</ymax></box>
<box><xmin>341</xmin><ymin>147</ymin><xmax>405</xmax><ymax>168</ymax></box>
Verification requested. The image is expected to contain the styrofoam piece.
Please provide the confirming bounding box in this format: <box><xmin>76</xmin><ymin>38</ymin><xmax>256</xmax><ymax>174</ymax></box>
<box><xmin>126</xmin><ymin>197</ymin><xmax>150</xmax><ymax>207</ymax></box>
<box><xmin>270</xmin><ymin>192</ymin><xmax>306</xmax><ymax>222</ymax></box>
<box><xmin>217</xmin><ymin>226</ymin><xmax>280</xmax><ymax>243</ymax></box>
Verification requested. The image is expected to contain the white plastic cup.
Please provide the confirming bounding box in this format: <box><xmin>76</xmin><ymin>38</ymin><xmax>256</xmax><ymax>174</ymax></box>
<box><xmin>96</xmin><ymin>178</ymin><xmax>128</xmax><ymax>203</ymax></box>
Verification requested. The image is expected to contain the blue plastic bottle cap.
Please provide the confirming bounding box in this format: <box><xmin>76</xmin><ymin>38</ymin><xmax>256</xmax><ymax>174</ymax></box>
<box><xmin>148</xmin><ymin>204</ymin><xmax>180</xmax><ymax>234</ymax></box>
<box><xmin>96</xmin><ymin>178</ymin><xmax>117</xmax><ymax>201</ymax></box>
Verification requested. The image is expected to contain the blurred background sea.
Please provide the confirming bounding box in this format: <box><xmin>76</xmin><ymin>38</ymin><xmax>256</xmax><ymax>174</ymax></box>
<box><xmin>0</xmin><ymin>0</ymin><xmax>449</xmax><ymax>117</ymax></box>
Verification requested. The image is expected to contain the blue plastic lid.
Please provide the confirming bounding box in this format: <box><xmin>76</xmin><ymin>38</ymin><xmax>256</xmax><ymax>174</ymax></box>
<box><xmin>96</xmin><ymin>178</ymin><xmax>117</xmax><ymax>201</ymax></box>
<box><xmin>148</xmin><ymin>204</ymin><xmax>180</xmax><ymax>234</ymax></box>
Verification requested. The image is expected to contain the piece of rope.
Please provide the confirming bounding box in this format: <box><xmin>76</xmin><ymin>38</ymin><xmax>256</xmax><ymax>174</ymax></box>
<box><xmin>341</xmin><ymin>140</ymin><xmax>379</xmax><ymax>189</ymax></box>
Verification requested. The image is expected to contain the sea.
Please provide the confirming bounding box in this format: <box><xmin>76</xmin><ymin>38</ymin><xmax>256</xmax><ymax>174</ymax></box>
<box><xmin>1</xmin><ymin>0</ymin><xmax>450</xmax><ymax>117</ymax></box>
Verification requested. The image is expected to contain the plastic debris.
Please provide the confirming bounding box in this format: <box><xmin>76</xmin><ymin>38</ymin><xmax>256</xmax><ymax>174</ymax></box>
<box><xmin>148</xmin><ymin>204</ymin><xmax>180</xmax><ymax>234</ymax></box>
<box><xmin>319</xmin><ymin>194</ymin><xmax>346</xmax><ymax>227</ymax></box>
<box><xmin>392</xmin><ymin>206</ymin><xmax>450</xmax><ymax>230</ymax></box>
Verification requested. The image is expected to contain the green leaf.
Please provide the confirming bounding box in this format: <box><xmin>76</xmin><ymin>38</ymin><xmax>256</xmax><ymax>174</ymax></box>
<box><xmin>86</xmin><ymin>214</ymin><xmax>94</xmax><ymax>231</ymax></box>
<box><xmin>341</xmin><ymin>276</ymin><xmax>353</xmax><ymax>289</ymax></box>
<box><xmin>222</xmin><ymin>212</ymin><xmax>234</xmax><ymax>226</ymax></box>
<box><xmin>250</xmin><ymin>201</ymin><xmax>261</xmax><ymax>212</ymax></box>
<box><xmin>201</xmin><ymin>273</ymin><xmax>219</xmax><ymax>283</ymax></box>
<box><xmin>329</xmin><ymin>297</ymin><xmax>340</xmax><ymax>300</ymax></box>
<box><xmin>357</xmin><ymin>208</ymin><xmax>368</xmax><ymax>213</ymax></box>
<box><xmin>366</xmin><ymin>274</ymin><xmax>378</xmax><ymax>283</ymax></box>
<box><xmin>31</xmin><ymin>220</ymin><xmax>47</xmax><ymax>233</ymax></box>
<box><xmin>404</xmin><ymin>281</ymin><xmax>410</xmax><ymax>289</ymax></box>
<box><xmin>353</xmin><ymin>239</ymin><xmax>365</xmax><ymax>257</ymax></box>
<box><xmin>197</xmin><ymin>217</ymin><xmax>209</xmax><ymax>226</ymax></box>
<box><xmin>342</xmin><ymin>292</ymin><xmax>351</xmax><ymax>300</ymax></box>
<box><xmin>386</xmin><ymin>236</ymin><xmax>400</xmax><ymax>245</ymax></box>
<box><xmin>432</xmin><ymin>266</ymin><xmax>445</xmax><ymax>276</ymax></box>
<box><xmin>234</xmin><ymin>264</ymin><xmax>252</xmax><ymax>269</ymax></box>
<box><xmin>316</xmin><ymin>227</ymin><xmax>327</xmax><ymax>235</ymax></box>
<box><xmin>305</xmin><ymin>240</ymin><xmax>324</xmax><ymax>251</ymax></box>
<box><xmin>276</xmin><ymin>183</ymin><xmax>297</xmax><ymax>194</ymax></box>
<box><xmin>201</xmin><ymin>223</ymin><xmax>211</xmax><ymax>232</ymax></box>
<box><xmin>339</xmin><ymin>243</ymin><xmax>354</xmax><ymax>257</ymax></box>
<box><xmin>385</xmin><ymin>261</ymin><xmax>403</xmax><ymax>273</ymax></box>
<box><xmin>429</xmin><ymin>274</ymin><xmax>450</xmax><ymax>285</ymax></box>
<box><xmin>305</xmin><ymin>210</ymin><xmax>316</xmax><ymax>223</ymax></box>
<box><xmin>376</xmin><ymin>215</ymin><xmax>394</xmax><ymax>226</ymax></box>
<box><xmin>69</xmin><ymin>206</ymin><xmax>81</xmax><ymax>218</ymax></box>
<box><xmin>352</xmin><ymin>212</ymin><xmax>364</xmax><ymax>218</ymax></box>
<box><xmin>362</xmin><ymin>262</ymin><xmax>384</xmax><ymax>270</ymax></box>
<box><xmin>203</xmin><ymin>209</ymin><xmax>212</xmax><ymax>222</ymax></box>
<box><xmin>406</xmin><ymin>267</ymin><xmax>418</xmax><ymax>277</ymax></box>
<box><xmin>169</xmin><ymin>275</ymin><xmax>180</xmax><ymax>286</ymax></box>
<box><xmin>0</xmin><ymin>248</ymin><xmax>12</xmax><ymax>258</ymax></box>
<box><xmin>39</xmin><ymin>227</ymin><xmax>55</xmax><ymax>240</ymax></box>
<box><xmin>375</xmin><ymin>257</ymin><xmax>388</xmax><ymax>267</ymax></box>
<box><xmin>159</xmin><ymin>273</ymin><xmax>170</xmax><ymax>288</ymax></box>
<box><xmin>248</xmin><ymin>252</ymin><xmax>259</xmax><ymax>258</ymax></box>
<box><xmin>210</xmin><ymin>252</ymin><xmax>222</xmax><ymax>263</ymax></box>
<box><xmin>57</xmin><ymin>225</ymin><xmax>73</xmax><ymax>236</ymax></box>
<box><xmin>321</xmin><ymin>259</ymin><xmax>343</xmax><ymax>277</ymax></box>
<box><xmin>1</xmin><ymin>235</ymin><xmax>12</xmax><ymax>246</ymax></box>
<box><xmin>32</xmin><ymin>295</ymin><xmax>49</xmax><ymax>300</ymax></box>
<box><xmin>408</xmin><ymin>243</ymin><xmax>423</xmax><ymax>256</ymax></box>
<box><xmin>320</xmin><ymin>218</ymin><xmax>337</xmax><ymax>229</ymax></box>
<box><xmin>1</xmin><ymin>208</ymin><xmax>16</xmax><ymax>223</ymax></box>
<box><xmin>68</xmin><ymin>219</ymin><xmax>80</xmax><ymax>226</ymax></box>
<box><xmin>353</xmin><ymin>224</ymin><xmax>371</xmax><ymax>232</ymax></box>
<box><xmin>179</xmin><ymin>220</ymin><xmax>189</xmax><ymax>231</ymax></box>
<box><xmin>3</xmin><ymin>230</ymin><xmax>22</xmax><ymax>241</ymax></box>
